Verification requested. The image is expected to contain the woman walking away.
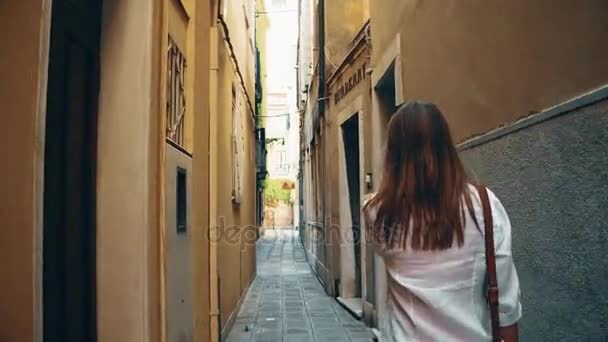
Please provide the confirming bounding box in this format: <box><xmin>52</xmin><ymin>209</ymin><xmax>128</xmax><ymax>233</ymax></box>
<box><xmin>363</xmin><ymin>102</ymin><xmax>522</xmax><ymax>341</ymax></box>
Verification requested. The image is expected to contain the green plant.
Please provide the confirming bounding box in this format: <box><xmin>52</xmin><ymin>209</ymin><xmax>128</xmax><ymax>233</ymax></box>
<box><xmin>257</xmin><ymin>176</ymin><xmax>267</xmax><ymax>190</ymax></box>
<box><xmin>264</xmin><ymin>179</ymin><xmax>293</xmax><ymax>207</ymax></box>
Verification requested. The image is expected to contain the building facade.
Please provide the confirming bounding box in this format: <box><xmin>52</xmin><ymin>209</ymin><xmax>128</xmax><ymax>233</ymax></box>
<box><xmin>325</xmin><ymin>22</ymin><xmax>373</xmax><ymax>318</ymax></box>
<box><xmin>0</xmin><ymin>0</ymin><xmax>258</xmax><ymax>341</ymax></box>
<box><xmin>300</xmin><ymin>0</ymin><xmax>608</xmax><ymax>340</ymax></box>
<box><xmin>256</xmin><ymin>0</ymin><xmax>301</xmax><ymax>229</ymax></box>
<box><xmin>210</xmin><ymin>1</ymin><xmax>258</xmax><ymax>340</ymax></box>
<box><xmin>298</xmin><ymin>0</ymin><xmax>371</xmax><ymax>303</ymax></box>
<box><xmin>368</xmin><ymin>1</ymin><xmax>608</xmax><ymax>340</ymax></box>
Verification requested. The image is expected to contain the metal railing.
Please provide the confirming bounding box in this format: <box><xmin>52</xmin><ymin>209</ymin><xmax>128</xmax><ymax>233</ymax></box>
<box><xmin>166</xmin><ymin>37</ymin><xmax>187</xmax><ymax>147</ymax></box>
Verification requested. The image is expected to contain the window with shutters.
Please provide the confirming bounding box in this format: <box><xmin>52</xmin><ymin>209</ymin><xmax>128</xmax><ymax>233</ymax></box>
<box><xmin>232</xmin><ymin>84</ymin><xmax>244</xmax><ymax>204</ymax></box>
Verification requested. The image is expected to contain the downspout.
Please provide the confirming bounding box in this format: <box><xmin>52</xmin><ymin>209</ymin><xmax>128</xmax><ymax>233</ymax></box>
<box><xmin>211</xmin><ymin>0</ymin><xmax>260</xmax><ymax>339</ymax></box>
<box><xmin>317</xmin><ymin>0</ymin><xmax>326</xmax><ymax>119</ymax></box>
<box><xmin>208</xmin><ymin>1</ymin><xmax>221</xmax><ymax>340</ymax></box>
<box><xmin>316</xmin><ymin>0</ymin><xmax>330</xmax><ymax>292</ymax></box>
<box><xmin>297</xmin><ymin>0</ymin><xmax>304</xmax><ymax>242</ymax></box>
<box><xmin>296</xmin><ymin>0</ymin><xmax>302</xmax><ymax>108</ymax></box>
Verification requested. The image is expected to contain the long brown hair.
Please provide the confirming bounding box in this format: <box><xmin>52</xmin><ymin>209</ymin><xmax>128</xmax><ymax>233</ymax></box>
<box><xmin>363</xmin><ymin>101</ymin><xmax>476</xmax><ymax>251</ymax></box>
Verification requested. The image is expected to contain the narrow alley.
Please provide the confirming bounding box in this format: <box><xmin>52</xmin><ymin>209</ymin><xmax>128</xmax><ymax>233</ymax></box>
<box><xmin>226</xmin><ymin>229</ymin><xmax>375</xmax><ymax>342</ymax></box>
<box><xmin>2</xmin><ymin>0</ymin><xmax>608</xmax><ymax>341</ymax></box>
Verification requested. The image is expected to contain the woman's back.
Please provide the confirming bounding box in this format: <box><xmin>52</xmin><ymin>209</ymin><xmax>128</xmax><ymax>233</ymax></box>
<box><xmin>363</xmin><ymin>102</ymin><xmax>521</xmax><ymax>341</ymax></box>
<box><xmin>375</xmin><ymin>186</ymin><xmax>522</xmax><ymax>341</ymax></box>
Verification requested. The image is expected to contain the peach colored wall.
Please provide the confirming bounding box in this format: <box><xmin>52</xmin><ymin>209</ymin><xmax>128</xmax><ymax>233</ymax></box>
<box><xmin>222</xmin><ymin>0</ymin><xmax>256</xmax><ymax>100</ymax></box>
<box><xmin>325</xmin><ymin>0</ymin><xmax>368</xmax><ymax>74</ymax></box>
<box><xmin>371</xmin><ymin>0</ymin><xmax>608</xmax><ymax>142</ymax></box>
<box><xmin>301</xmin><ymin>1</ymin><xmax>370</xmax><ymax>296</ymax></box>
<box><xmin>0</xmin><ymin>1</ymin><xmax>49</xmax><ymax>341</ymax></box>
<box><xmin>214</xmin><ymin>26</ymin><xmax>257</xmax><ymax>336</ymax></box>
<box><xmin>191</xmin><ymin>0</ymin><xmax>212</xmax><ymax>340</ymax></box>
<box><xmin>210</xmin><ymin>0</ymin><xmax>256</xmax><ymax>332</ymax></box>
<box><xmin>0</xmin><ymin>1</ymin><xmax>217</xmax><ymax>342</ymax></box>
<box><xmin>96</xmin><ymin>0</ymin><xmax>161</xmax><ymax>341</ymax></box>
<box><xmin>164</xmin><ymin>145</ymin><xmax>194</xmax><ymax>342</ymax></box>
<box><xmin>326</xmin><ymin>43</ymin><xmax>372</xmax><ymax>299</ymax></box>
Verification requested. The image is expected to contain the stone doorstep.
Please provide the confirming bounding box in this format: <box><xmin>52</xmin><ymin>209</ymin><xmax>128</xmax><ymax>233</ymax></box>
<box><xmin>336</xmin><ymin>296</ymin><xmax>364</xmax><ymax>319</ymax></box>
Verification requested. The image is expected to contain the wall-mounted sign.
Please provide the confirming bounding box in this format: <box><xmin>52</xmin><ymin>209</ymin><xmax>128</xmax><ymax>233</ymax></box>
<box><xmin>333</xmin><ymin>62</ymin><xmax>367</xmax><ymax>105</ymax></box>
<box><xmin>281</xmin><ymin>181</ymin><xmax>295</xmax><ymax>190</ymax></box>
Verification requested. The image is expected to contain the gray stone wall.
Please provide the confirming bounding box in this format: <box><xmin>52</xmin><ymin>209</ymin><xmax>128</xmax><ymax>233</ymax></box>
<box><xmin>165</xmin><ymin>143</ymin><xmax>194</xmax><ymax>342</ymax></box>
<box><xmin>460</xmin><ymin>98</ymin><xmax>608</xmax><ymax>341</ymax></box>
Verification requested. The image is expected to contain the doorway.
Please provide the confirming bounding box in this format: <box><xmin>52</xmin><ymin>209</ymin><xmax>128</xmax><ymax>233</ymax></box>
<box><xmin>341</xmin><ymin>114</ymin><xmax>361</xmax><ymax>298</ymax></box>
<box><xmin>376</xmin><ymin>61</ymin><xmax>397</xmax><ymax>117</ymax></box>
<box><xmin>43</xmin><ymin>0</ymin><xmax>102</xmax><ymax>341</ymax></box>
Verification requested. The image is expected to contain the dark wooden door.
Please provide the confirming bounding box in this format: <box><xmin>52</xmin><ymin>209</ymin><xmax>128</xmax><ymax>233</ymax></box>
<box><xmin>342</xmin><ymin>114</ymin><xmax>362</xmax><ymax>297</ymax></box>
<box><xmin>43</xmin><ymin>1</ymin><xmax>102</xmax><ymax>341</ymax></box>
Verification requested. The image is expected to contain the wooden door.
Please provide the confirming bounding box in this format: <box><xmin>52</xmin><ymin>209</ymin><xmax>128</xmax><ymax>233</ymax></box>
<box><xmin>43</xmin><ymin>1</ymin><xmax>102</xmax><ymax>341</ymax></box>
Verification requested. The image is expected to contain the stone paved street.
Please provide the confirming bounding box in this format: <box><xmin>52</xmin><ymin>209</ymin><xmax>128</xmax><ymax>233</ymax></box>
<box><xmin>225</xmin><ymin>229</ymin><xmax>375</xmax><ymax>342</ymax></box>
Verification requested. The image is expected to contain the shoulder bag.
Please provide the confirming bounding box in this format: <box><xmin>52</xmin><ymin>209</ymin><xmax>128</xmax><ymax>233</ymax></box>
<box><xmin>476</xmin><ymin>185</ymin><xmax>502</xmax><ymax>342</ymax></box>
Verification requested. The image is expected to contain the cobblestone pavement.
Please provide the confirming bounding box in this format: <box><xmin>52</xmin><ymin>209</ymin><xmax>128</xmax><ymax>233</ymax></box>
<box><xmin>225</xmin><ymin>228</ymin><xmax>375</xmax><ymax>342</ymax></box>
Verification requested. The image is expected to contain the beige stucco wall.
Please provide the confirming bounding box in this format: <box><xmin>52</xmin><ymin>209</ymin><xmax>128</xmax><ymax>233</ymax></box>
<box><xmin>371</xmin><ymin>0</ymin><xmax>608</xmax><ymax>142</ymax></box>
<box><xmin>99</xmin><ymin>1</ymin><xmax>217</xmax><ymax>341</ymax></box>
<box><xmin>164</xmin><ymin>145</ymin><xmax>194</xmax><ymax>342</ymax></box>
<box><xmin>159</xmin><ymin>1</ymin><xmax>215</xmax><ymax>341</ymax></box>
<box><xmin>97</xmin><ymin>0</ymin><xmax>162</xmax><ymax>341</ymax></box>
<box><xmin>211</xmin><ymin>42</ymin><xmax>255</xmax><ymax>334</ymax></box>
<box><xmin>301</xmin><ymin>0</ymin><xmax>371</xmax><ymax>296</ymax></box>
<box><xmin>336</xmin><ymin>112</ymin><xmax>356</xmax><ymax>298</ymax></box>
<box><xmin>222</xmin><ymin>0</ymin><xmax>256</xmax><ymax>101</ymax></box>
<box><xmin>191</xmin><ymin>1</ymin><xmax>212</xmax><ymax>341</ymax></box>
<box><xmin>0</xmin><ymin>1</ymin><xmax>50</xmax><ymax>340</ymax></box>
<box><xmin>255</xmin><ymin>0</ymin><xmax>269</xmax><ymax>117</ymax></box>
<box><xmin>326</xmin><ymin>42</ymin><xmax>371</xmax><ymax>300</ymax></box>
<box><xmin>325</xmin><ymin>0</ymin><xmax>368</xmax><ymax>74</ymax></box>
<box><xmin>301</xmin><ymin>72</ymin><xmax>336</xmax><ymax>292</ymax></box>
<box><xmin>0</xmin><ymin>0</ymin><xmax>218</xmax><ymax>341</ymax></box>
<box><xmin>213</xmin><ymin>19</ymin><xmax>257</xmax><ymax>336</ymax></box>
<box><xmin>368</xmin><ymin>1</ymin><xmax>608</xmax><ymax>336</ymax></box>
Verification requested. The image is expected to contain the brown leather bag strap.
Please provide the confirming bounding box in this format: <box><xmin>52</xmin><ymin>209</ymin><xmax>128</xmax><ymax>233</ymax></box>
<box><xmin>476</xmin><ymin>185</ymin><xmax>502</xmax><ymax>342</ymax></box>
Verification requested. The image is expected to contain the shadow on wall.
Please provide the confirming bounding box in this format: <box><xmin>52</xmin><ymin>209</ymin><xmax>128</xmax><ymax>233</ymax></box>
<box><xmin>460</xmin><ymin>97</ymin><xmax>608</xmax><ymax>341</ymax></box>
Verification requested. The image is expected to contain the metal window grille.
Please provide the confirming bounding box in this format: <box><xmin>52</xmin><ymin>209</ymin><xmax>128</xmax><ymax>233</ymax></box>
<box><xmin>166</xmin><ymin>37</ymin><xmax>186</xmax><ymax>147</ymax></box>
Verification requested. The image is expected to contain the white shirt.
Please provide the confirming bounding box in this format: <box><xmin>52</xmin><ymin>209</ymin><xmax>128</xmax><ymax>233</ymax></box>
<box><xmin>369</xmin><ymin>186</ymin><xmax>522</xmax><ymax>341</ymax></box>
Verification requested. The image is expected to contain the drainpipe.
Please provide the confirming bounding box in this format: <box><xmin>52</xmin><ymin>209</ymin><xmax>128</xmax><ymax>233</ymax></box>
<box><xmin>298</xmin><ymin>131</ymin><xmax>304</xmax><ymax>242</ymax></box>
<box><xmin>296</xmin><ymin>0</ymin><xmax>302</xmax><ymax>107</ymax></box>
<box><xmin>209</xmin><ymin>2</ymin><xmax>221</xmax><ymax>340</ymax></box>
<box><xmin>316</xmin><ymin>0</ymin><xmax>331</xmax><ymax>293</ymax></box>
<box><xmin>317</xmin><ymin>0</ymin><xmax>326</xmax><ymax>119</ymax></box>
<box><xmin>297</xmin><ymin>0</ymin><xmax>304</xmax><ymax>243</ymax></box>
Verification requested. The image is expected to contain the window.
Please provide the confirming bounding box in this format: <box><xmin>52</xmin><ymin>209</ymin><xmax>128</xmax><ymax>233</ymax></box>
<box><xmin>232</xmin><ymin>84</ymin><xmax>243</xmax><ymax>204</ymax></box>
<box><xmin>166</xmin><ymin>36</ymin><xmax>187</xmax><ymax>147</ymax></box>
<box><xmin>375</xmin><ymin>61</ymin><xmax>398</xmax><ymax>117</ymax></box>
<box><xmin>279</xmin><ymin>150</ymin><xmax>287</xmax><ymax>169</ymax></box>
<box><xmin>177</xmin><ymin>168</ymin><xmax>187</xmax><ymax>233</ymax></box>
